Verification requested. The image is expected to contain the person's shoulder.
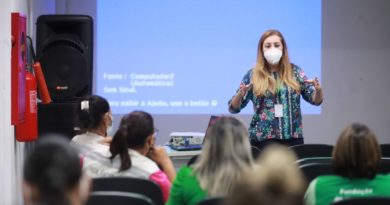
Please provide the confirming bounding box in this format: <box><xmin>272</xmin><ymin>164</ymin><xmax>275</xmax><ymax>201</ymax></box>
<box><xmin>375</xmin><ymin>173</ymin><xmax>390</xmax><ymax>180</ymax></box>
<box><xmin>290</xmin><ymin>63</ymin><xmax>302</xmax><ymax>72</ymax></box>
<box><xmin>175</xmin><ymin>166</ymin><xmax>197</xmax><ymax>182</ymax></box>
<box><xmin>315</xmin><ymin>175</ymin><xmax>345</xmax><ymax>183</ymax></box>
<box><xmin>130</xmin><ymin>150</ymin><xmax>160</xmax><ymax>173</ymax></box>
<box><xmin>177</xmin><ymin>166</ymin><xmax>194</xmax><ymax>176</ymax></box>
<box><xmin>70</xmin><ymin>133</ymin><xmax>86</xmax><ymax>144</ymax></box>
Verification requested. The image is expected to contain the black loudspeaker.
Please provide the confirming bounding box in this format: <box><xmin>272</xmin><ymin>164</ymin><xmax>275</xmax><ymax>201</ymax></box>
<box><xmin>36</xmin><ymin>15</ymin><xmax>93</xmax><ymax>102</ymax></box>
<box><xmin>38</xmin><ymin>102</ymin><xmax>79</xmax><ymax>140</ymax></box>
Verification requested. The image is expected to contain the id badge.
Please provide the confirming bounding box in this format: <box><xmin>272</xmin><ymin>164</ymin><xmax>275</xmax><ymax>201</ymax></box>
<box><xmin>275</xmin><ymin>104</ymin><xmax>283</xmax><ymax>117</ymax></box>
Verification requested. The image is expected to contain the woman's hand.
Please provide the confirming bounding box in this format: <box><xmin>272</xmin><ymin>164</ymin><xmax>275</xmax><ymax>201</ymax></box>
<box><xmin>305</xmin><ymin>77</ymin><xmax>321</xmax><ymax>91</ymax></box>
<box><xmin>147</xmin><ymin>146</ymin><xmax>176</xmax><ymax>181</ymax></box>
<box><xmin>148</xmin><ymin>146</ymin><xmax>171</xmax><ymax>165</ymax></box>
<box><xmin>238</xmin><ymin>82</ymin><xmax>253</xmax><ymax>97</ymax></box>
<box><xmin>305</xmin><ymin>77</ymin><xmax>323</xmax><ymax>104</ymax></box>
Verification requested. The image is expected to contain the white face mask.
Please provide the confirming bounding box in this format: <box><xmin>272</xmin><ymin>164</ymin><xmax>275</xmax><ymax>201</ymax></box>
<box><xmin>106</xmin><ymin>115</ymin><xmax>113</xmax><ymax>136</ymax></box>
<box><xmin>264</xmin><ymin>48</ymin><xmax>283</xmax><ymax>65</ymax></box>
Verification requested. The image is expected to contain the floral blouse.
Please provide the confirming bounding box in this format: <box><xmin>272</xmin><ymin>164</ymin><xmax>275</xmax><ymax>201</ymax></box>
<box><xmin>228</xmin><ymin>64</ymin><xmax>321</xmax><ymax>142</ymax></box>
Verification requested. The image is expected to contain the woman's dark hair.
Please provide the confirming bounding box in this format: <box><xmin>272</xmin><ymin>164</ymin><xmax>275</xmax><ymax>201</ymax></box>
<box><xmin>109</xmin><ymin>110</ymin><xmax>154</xmax><ymax>171</ymax></box>
<box><xmin>333</xmin><ymin>123</ymin><xmax>381</xmax><ymax>179</ymax></box>
<box><xmin>23</xmin><ymin>136</ymin><xmax>82</xmax><ymax>205</ymax></box>
<box><xmin>76</xmin><ymin>95</ymin><xmax>110</xmax><ymax>132</ymax></box>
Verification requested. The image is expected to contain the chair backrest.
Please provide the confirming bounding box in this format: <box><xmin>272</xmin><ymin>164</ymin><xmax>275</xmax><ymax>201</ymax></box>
<box><xmin>197</xmin><ymin>197</ymin><xmax>223</xmax><ymax>205</ymax></box>
<box><xmin>289</xmin><ymin>144</ymin><xmax>333</xmax><ymax>159</ymax></box>
<box><xmin>380</xmin><ymin>144</ymin><xmax>390</xmax><ymax>158</ymax></box>
<box><xmin>92</xmin><ymin>177</ymin><xmax>164</xmax><ymax>205</ymax></box>
<box><xmin>380</xmin><ymin>158</ymin><xmax>390</xmax><ymax>174</ymax></box>
<box><xmin>331</xmin><ymin>197</ymin><xmax>390</xmax><ymax>205</ymax></box>
<box><xmin>86</xmin><ymin>191</ymin><xmax>156</xmax><ymax>205</ymax></box>
<box><xmin>187</xmin><ymin>155</ymin><xmax>199</xmax><ymax>166</ymax></box>
<box><xmin>296</xmin><ymin>157</ymin><xmax>332</xmax><ymax>166</ymax></box>
<box><xmin>299</xmin><ymin>162</ymin><xmax>334</xmax><ymax>183</ymax></box>
<box><xmin>251</xmin><ymin>146</ymin><xmax>261</xmax><ymax>159</ymax></box>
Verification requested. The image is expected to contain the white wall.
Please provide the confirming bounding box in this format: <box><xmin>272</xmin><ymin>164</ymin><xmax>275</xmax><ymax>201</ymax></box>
<box><xmin>304</xmin><ymin>0</ymin><xmax>390</xmax><ymax>144</ymax></box>
<box><xmin>0</xmin><ymin>0</ymin><xmax>31</xmax><ymax>204</ymax></box>
<box><xmin>0</xmin><ymin>1</ymin><xmax>16</xmax><ymax>204</ymax></box>
<box><xmin>0</xmin><ymin>0</ymin><xmax>43</xmax><ymax>204</ymax></box>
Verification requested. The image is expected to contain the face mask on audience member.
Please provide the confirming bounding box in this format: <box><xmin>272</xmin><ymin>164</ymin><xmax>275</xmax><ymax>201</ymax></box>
<box><xmin>264</xmin><ymin>48</ymin><xmax>282</xmax><ymax>65</ymax></box>
<box><xmin>106</xmin><ymin>114</ymin><xmax>113</xmax><ymax>136</ymax></box>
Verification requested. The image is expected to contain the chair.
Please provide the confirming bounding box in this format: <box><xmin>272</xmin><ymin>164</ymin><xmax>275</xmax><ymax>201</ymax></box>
<box><xmin>331</xmin><ymin>196</ymin><xmax>390</xmax><ymax>205</ymax></box>
<box><xmin>380</xmin><ymin>144</ymin><xmax>390</xmax><ymax>158</ymax></box>
<box><xmin>251</xmin><ymin>146</ymin><xmax>261</xmax><ymax>159</ymax></box>
<box><xmin>296</xmin><ymin>157</ymin><xmax>332</xmax><ymax>166</ymax></box>
<box><xmin>92</xmin><ymin>177</ymin><xmax>164</xmax><ymax>205</ymax></box>
<box><xmin>187</xmin><ymin>154</ymin><xmax>199</xmax><ymax>166</ymax></box>
<box><xmin>380</xmin><ymin>157</ymin><xmax>390</xmax><ymax>174</ymax></box>
<box><xmin>299</xmin><ymin>162</ymin><xmax>334</xmax><ymax>183</ymax></box>
<box><xmin>289</xmin><ymin>144</ymin><xmax>333</xmax><ymax>159</ymax></box>
<box><xmin>197</xmin><ymin>197</ymin><xmax>224</xmax><ymax>205</ymax></box>
<box><xmin>86</xmin><ymin>191</ymin><xmax>156</xmax><ymax>205</ymax></box>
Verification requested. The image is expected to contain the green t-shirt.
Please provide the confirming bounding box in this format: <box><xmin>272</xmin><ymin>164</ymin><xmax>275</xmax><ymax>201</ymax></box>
<box><xmin>304</xmin><ymin>174</ymin><xmax>390</xmax><ymax>205</ymax></box>
<box><xmin>166</xmin><ymin>166</ymin><xmax>208</xmax><ymax>205</ymax></box>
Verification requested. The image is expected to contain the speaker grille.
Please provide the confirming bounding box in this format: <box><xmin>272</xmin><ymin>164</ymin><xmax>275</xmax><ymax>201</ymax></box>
<box><xmin>42</xmin><ymin>38</ymin><xmax>85</xmax><ymax>54</ymax></box>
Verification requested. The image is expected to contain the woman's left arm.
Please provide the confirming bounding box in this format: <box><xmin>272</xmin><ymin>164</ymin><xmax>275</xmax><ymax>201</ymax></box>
<box><xmin>305</xmin><ymin>77</ymin><xmax>323</xmax><ymax>105</ymax></box>
<box><xmin>295</xmin><ymin>65</ymin><xmax>323</xmax><ymax>105</ymax></box>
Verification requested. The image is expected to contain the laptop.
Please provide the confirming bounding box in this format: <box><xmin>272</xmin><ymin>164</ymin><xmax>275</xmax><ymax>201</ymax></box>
<box><xmin>170</xmin><ymin>115</ymin><xmax>221</xmax><ymax>151</ymax></box>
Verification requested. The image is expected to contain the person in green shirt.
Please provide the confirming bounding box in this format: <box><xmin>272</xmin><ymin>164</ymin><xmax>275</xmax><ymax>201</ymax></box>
<box><xmin>166</xmin><ymin>116</ymin><xmax>255</xmax><ymax>205</ymax></box>
<box><xmin>304</xmin><ymin>123</ymin><xmax>390</xmax><ymax>205</ymax></box>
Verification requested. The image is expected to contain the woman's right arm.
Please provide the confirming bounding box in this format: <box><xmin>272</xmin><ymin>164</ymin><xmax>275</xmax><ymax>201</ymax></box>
<box><xmin>230</xmin><ymin>83</ymin><xmax>252</xmax><ymax>110</ymax></box>
<box><xmin>228</xmin><ymin>70</ymin><xmax>253</xmax><ymax>113</ymax></box>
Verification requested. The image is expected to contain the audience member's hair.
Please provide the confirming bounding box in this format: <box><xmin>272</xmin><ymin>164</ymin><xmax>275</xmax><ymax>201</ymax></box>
<box><xmin>109</xmin><ymin>110</ymin><xmax>154</xmax><ymax>171</ymax></box>
<box><xmin>332</xmin><ymin>123</ymin><xmax>381</xmax><ymax>179</ymax></box>
<box><xmin>226</xmin><ymin>145</ymin><xmax>306</xmax><ymax>205</ymax></box>
<box><xmin>193</xmin><ymin>116</ymin><xmax>254</xmax><ymax>196</ymax></box>
<box><xmin>77</xmin><ymin>95</ymin><xmax>110</xmax><ymax>132</ymax></box>
<box><xmin>23</xmin><ymin>136</ymin><xmax>86</xmax><ymax>205</ymax></box>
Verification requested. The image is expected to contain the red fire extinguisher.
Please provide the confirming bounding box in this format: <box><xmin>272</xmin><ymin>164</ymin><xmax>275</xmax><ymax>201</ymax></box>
<box><xmin>15</xmin><ymin>70</ymin><xmax>38</xmax><ymax>141</ymax></box>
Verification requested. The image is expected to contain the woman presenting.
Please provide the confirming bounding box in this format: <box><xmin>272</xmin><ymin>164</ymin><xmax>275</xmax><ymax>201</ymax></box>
<box><xmin>228</xmin><ymin>29</ymin><xmax>323</xmax><ymax>150</ymax></box>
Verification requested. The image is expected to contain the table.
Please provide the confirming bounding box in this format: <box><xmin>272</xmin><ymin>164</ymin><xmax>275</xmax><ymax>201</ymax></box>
<box><xmin>164</xmin><ymin>145</ymin><xmax>201</xmax><ymax>170</ymax></box>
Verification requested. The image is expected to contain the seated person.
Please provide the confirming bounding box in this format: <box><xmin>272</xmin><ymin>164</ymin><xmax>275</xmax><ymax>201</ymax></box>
<box><xmin>304</xmin><ymin>123</ymin><xmax>390</xmax><ymax>205</ymax></box>
<box><xmin>23</xmin><ymin>136</ymin><xmax>91</xmax><ymax>205</ymax></box>
<box><xmin>167</xmin><ymin>116</ymin><xmax>254</xmax><ymax>205</ymax></box>
<box><xmin>83</xmin><ymin>110</ymin><xmax>175</xmax><ymax>202</ymax></box>
<box><xmin>225</xmin><ymin>144</ymin><xmax>306</xmax><ymax>205</ymax></box>
<box><xmin>71</xmin><ymin>95</ymin><xmax>113</xmax><ymax>148</ymax></box>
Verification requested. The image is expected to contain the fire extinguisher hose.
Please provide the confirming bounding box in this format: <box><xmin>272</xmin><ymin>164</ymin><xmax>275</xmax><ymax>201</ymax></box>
<box><xmin>27</xmin><ymin>36</ymin><xmax>52</xmax><ymax>104</ymax></box>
